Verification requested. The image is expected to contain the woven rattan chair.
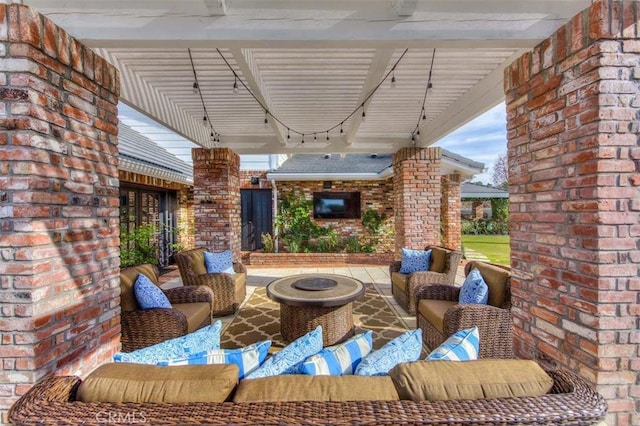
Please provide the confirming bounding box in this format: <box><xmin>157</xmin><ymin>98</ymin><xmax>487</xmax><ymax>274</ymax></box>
<box><xmin>175</xmin><ymin>247</ymin><xmax>247</xmax><ymax>316</ymax></box>
<box><xmin>416</xmin><ymin>260</ymin><xmax>513</xmax><ymax>358</ymax></box>
<box><xmin>120</xmin><ymin>264</ymin><xmax>214</xmax><ymax>352</ymax></box>
<box><xmin>389</xmin><ymin>245</ymin><xmax>462</xmax><ymax>314</ymax></box>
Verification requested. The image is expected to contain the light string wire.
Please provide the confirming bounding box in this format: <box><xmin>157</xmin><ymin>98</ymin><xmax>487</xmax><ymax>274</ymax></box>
<box><xmin>411</xmin><ymin>48</ymin><xmax>436</xmax><ymax>141</ymax></box>
<box><xmin>188</xmin><ymin>48</ymin><xmax>219</xmax><ymax>143</ymax></box>
<box><xmin>215</xmin><ymin>48</ymin><xmax>410</xmax><ymax>139</ymax></box>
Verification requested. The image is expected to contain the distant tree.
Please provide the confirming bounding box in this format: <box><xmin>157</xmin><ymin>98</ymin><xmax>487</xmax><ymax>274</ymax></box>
<box><xmin>492</xmin><ymin>153</ymin><xmax>508</xmax><ymax>189</ymax></box>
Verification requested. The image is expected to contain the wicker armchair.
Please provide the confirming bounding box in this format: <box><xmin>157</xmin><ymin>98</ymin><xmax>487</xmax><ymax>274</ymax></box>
<box><xmin>175</xmin><ymin>247</ymin><xmax>247</xmax><ymax>316</ymax></box>
<box><xmin>120</xmin><ymin>264</ymin><xmax>214</xmax><ymax>352</ymax></box>
<box><xmin>389</xmin><ymin>245</ymin><xmax>462</xmax><ymax>314</ymax></box>
<box><xmin>416</xmin><ymin>260</ymin><xmax>513</xmax><ymax>358</ymax></box>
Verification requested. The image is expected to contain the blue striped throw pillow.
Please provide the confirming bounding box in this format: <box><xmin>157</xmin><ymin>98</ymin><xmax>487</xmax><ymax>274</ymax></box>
<box><xmin>355</xmin><ymin>329</ymin><xmax>422</xmax><ymax>376</ymax></box>
<box><xmin>301</xmin><ymin>331</ymin><xmax>373</xmax><ymax>376</ymax></box>
<box><xmin>426</xmin><ymin>326</ymin><xmax>479</xmax><ymax>361</ymax></box>
<box><xmin>157</xmin><ymin>340</ymin><xmax>271</xmax><ymax>379</ymax></box>
<box><xmin>245</xmin><ymin>326</ymin><xmax>323</xmax><ymax>378</ymax></box>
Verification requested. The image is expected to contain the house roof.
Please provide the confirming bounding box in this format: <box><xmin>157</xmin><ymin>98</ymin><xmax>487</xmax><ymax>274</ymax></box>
<box><xmin>118</xmin><ymin>123</ymin><xmax>194</xmax><ymax>185</ymax></box>
<box><xmin>267</xmin><ymin>149</ymin><xmax>483</xmax><ymax>180</ymax></box>
<box><xmin>462</xmin><ymin>182</ymin><xmax>509</xmax><ymax>199</ymax></box>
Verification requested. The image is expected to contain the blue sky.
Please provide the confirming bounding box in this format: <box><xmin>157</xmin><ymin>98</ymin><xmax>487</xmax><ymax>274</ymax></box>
<box><xmin>434</xmin><ymin>102</ymin><xmax>507</xmax><ymax>184</ymax></box>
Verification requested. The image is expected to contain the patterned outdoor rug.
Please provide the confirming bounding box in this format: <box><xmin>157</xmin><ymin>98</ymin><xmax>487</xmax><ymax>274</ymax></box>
<box><xmin>221</xmin><ymin>284</ymin><xmax>411</xmax><ymax>350</ymax></box>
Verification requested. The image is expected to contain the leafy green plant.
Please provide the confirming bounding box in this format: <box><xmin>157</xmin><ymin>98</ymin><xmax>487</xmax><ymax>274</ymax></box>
<box><xmin>120</xmin><ymin>223</ymin><xmax>158</xmax><ymax>267</ymax></box>
<box><xmin>261</xmin><ymin>232</ymin><xmax>275</xmax><ymax>253</ymax></box>
<box><xmin>491</xmin><ymin>198</ymin><xmax>509</xmax><ymax>220</ymax></box>
<box><xmin>275</xmin><ymin>189</ymin><xmax>334</xmax><ymax>253</ymax></box>
<box><xmin>361</xmin><ymin>209</ymin><xmax>386</xmax><ymax>234</ymax></box>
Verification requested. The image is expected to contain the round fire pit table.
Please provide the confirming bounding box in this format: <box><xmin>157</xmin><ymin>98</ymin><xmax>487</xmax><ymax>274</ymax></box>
<box><xmin>266</xmin><ymin>273</ymin><xmax>365</xmax><ymax>346</ymax></box>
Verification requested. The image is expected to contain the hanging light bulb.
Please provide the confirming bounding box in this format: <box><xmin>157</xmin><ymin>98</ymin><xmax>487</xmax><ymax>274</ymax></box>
<box><xmin>422</xmin><ymin>108</ymin><xmax>426</xmax><ymax>121</ymax></box>
<box><xmin>210</xmin><ymin>130</ymin><xmax>215</xmax><ymax>141</ymax></box>
<box><xmin>411</xmin><ymin>133</ymin><xmax>415</xmax><ymax>141</ymax></box>
<box><xmin>203</xmin><ymin>115</ymin><xmax>207</xmax><ymax>122</ymax></box>
<box><xmin>428</xmin><ymin>81</ymin><xmax>433</xmax><ymax>90</ymax></box>
<box><xmin>263</xmin><ymin>111</ymin><xmax>269</xmax><ymax>129</ymax></box>
<box><xmin>326</xmin><ymin>131</ymin><xmax>330</xmax><ymax>141</ymax></box>
<box><xmin>390</xmin><ymin>71</ymin><xmax>397</xmax><ymax>89</ymax></box>
<box><xmin>314</xmin><ymin>133</ymin><xmax>317</xmax><ymax>142</ymax></box>
<box><xmin>301</xmin><ymin>134</ymin><xmax>305</xmax><ymax>144</ymax></box>
<box><xmin>192</xmin><ymin>81</ymin><xmax>199</xmax><ymax>95</ymax></box>
<box><xmin>361</xmin><ymin>105</ymin><xmax>366</xmax><ymax>123</ymax></box>
<box><xmin>233</xmin><ymin>76</ymin><xmax>239</xmax><ymax>95</ymax></box>
<box><xmin>287</xmin><ymin>128</ymin><xmax>290</xmax><ymax>140</ymax></box>
<box><xmin>340</xmin><ymin>122</ymin><xmax>344</xmax><ymax>134</ymax></box>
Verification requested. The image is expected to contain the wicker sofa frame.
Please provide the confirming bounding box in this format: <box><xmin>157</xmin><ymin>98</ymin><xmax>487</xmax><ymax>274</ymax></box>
<box><xmin>10</xmin><ymin>367</ymin><xmax>606</xmax><ymax>425</ymax></box>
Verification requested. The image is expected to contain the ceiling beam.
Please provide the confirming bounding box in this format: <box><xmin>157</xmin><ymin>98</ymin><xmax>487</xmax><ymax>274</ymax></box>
<box><xmin>417</xmin><ymin>48</ymin><xmax>530</xmax><ymax>147</ymax></box>
<box><xmin>345</xmin><ymin>49</ymin><xmax>395</xmax><ymax>145</ymax></box>
<box><xmin>229</xmin><ymin>48</ymin><xmax>288</xmax><ymax>146</ymax></box>
<box><xmin>95</xmin><ymin>49</ymin><xmax>214</xmax><ymax>149</ymax></box>
<box><xmin>203</xmin><ymin>0</ymin><xmax>227</xmax><ymax>16</ymax></box>
<box><xmin>392</xmin><ymin>0</ymin><xmax>417</xmax><ymax>17</ymax></box>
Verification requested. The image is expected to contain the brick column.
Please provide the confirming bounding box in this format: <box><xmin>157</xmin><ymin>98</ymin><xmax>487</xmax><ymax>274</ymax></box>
<box><xmin>471</xmin><ymin>201</ymin><xmax>484</xmax><ymax>219</ymax></box>
<box><xmin>0</xmin><ymin>4</ymin><xmax>120</xmax><ymax>418</ymax></box>
<box><xmin>392</xmin><ymin>147</ymin><xmax>441</xmax><ymax>258</ymax></box>
<box><xmin>504</xmin><ymin>1</ymin><xmax>639</xmax><ymax>424</ymax></box>
<box><xmin>441</xmin><ymin>173</ymin><xmax>461</xmax><ymax>250</ymax></box>
<box><xmin>192</xmin><ymin>148</ymin><xmax>241</xmax><ymax>259</ymax></box>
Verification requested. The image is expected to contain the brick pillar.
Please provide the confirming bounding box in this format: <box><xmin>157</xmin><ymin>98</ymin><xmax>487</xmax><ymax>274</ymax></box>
<box><xmin>177</xmin><ymin>185</ymin><xmax>195</xmax><ymax>250</ymax></box>
<box><xmin>392</xmin><ymin>147</ymin><xmax>441</xmax><ymax>258</ymax></box>
<box><xmin>0</xmin><ymin>4</ymin><xmax>120</xmax><ymax>418</ymax></box>
<box><xmin>504</xmin><ymin>1</ymin><xmax>639</xmax><ymax>424</ymax></box>
<box><xmin>441</xmin><ymin>173</ymin><xmax>461</xmax><ymax>250</ymax></box>
<box><xmin>192</xmin><ymin>148</ymin><xmax>241</xmax><ymax>259</ymax></box>
<box><xmin>471</xmin><ymin>201</ymin><xmax>484</xmax><ymax>219</ymax></box>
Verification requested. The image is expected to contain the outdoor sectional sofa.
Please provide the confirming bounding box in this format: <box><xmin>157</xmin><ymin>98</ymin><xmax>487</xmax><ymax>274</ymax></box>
<box><xmin>10</xmin><ymin>361</ymin><xmax>607</xmax><ymax>425</ymax></box>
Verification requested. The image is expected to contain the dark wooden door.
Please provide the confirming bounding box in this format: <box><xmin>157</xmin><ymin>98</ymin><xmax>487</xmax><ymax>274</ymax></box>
<box><xmin>241</xmin><ymin>189</ymin><xmax>273</xmax><ymax>251</ymax></box>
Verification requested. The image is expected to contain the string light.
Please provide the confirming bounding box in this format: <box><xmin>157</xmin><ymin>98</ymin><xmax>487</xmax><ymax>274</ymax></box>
<box><xmin>411</xmin><ymin>49</ymin><xmax>437</xmax><ymax>142</ymax></box>
<box><xmin>361</xmin><ymin>105</ymin><xmax>366</xmax><ymax>122</ymax></box>
<box><xmin>301</xmin><ymin>134</ymin><xmax>305</xmax><ymax>144</ymax></box>
<box><xmin>264</xmin><ymin>111</ymin><xmax>269</xmax><ymax>129</ymax></box>
<box><xmin>215</xmin><ymin>48</ymin><xmax>410</xmax><ymax>144</ymax></box>
<box><xmin>390</xmin><ymin>71</ymin><xmax>396</xmax><ymax>88</ymax></box>
<box><xmin>314</xmin><ymin>133</ymin><xmax>317</xmax><ymax>142</ymax></box>
<box><xmin>188</xmin><ymin>48</ymin><xmax>219</xmax><ymax>147</ymax></box>
<box><xmin>233</xmin><ymin>76</ymin><xmax>239</xmax><ymax>95</ymax></box>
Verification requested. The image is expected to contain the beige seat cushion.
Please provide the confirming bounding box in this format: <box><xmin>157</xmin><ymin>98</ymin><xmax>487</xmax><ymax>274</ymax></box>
<box><xmin>233</xmin><ymin>375</ymin><xmax>399</xmax><ymax>402</ymax></box>
<box><xmin>172</xmin><ymin>302</ymin><xmax>211</xmax><ymax>333</ymax></box>
<box><xmin>429</xmin><ymin>247</ymin><xmax>448</xmax><ymax>273</ymax></box>
<box><xmin>389</xmin><ymin>359</ymin><xmax>553</xmax><ymax>402</ymax></box>
<box><xmin>391</xmin><ymin>272</ymin><xmax>408</xmax><ymax>292</ymax></box>
<box><xmin>418</xmin><ymin>299</ymin><xmax>458</xmax><ymax>333</ymax></box>
<box><xmin>120</xmin><ymin>264</ymin><xmax>160</xmax><ymax>312</ymax></box>
<box><xmin>77</xmin><ymin>363</ymin><xmax>239</xmax><ymax>403</ymax></box>
<box><xmin>472</xmin><ymin>262</ymin><xmax>510</xmax><ymax>307</ymax></box>
<box><xmin>185</xmin><ymin>249</ymin><xmax>208</xmax><ymax>276</ymax></box>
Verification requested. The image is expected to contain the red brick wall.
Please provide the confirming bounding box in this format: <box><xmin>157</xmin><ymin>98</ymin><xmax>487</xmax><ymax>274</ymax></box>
<box><xmin>441</xmin><ymin>174</ymin><xmax>461</xmax><ymax>251</ymax></box>
<box><xmin>277</xmin><ymin>179</ymin><xmax>394</xmax><ymax>252</ymax></box>
<box><xmin>192</xmin><ymin>148</ymin><xmax>241</xmax><ymax>259</ymax></box>
<box><xmin>392</xmin><ymin>148</ymin><xmax>442</xmax><ymax>258</ymax></box>
<box><xmin>240</xmin><ymin>170</ymin><xmax>272</xmax><ymax>189</ymax></box>
<box><xmin>504</xmin><ymin>1</ymin><xmax>639</xmax><ymax>424</ymax></box>
<box><xmin>0</xmin><ymin>4</ymin><xmax>120</xmax><ymax>417</ymax></box>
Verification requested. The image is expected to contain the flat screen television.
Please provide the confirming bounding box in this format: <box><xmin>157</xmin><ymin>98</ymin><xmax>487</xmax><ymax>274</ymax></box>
<box><xmin>313</xmin><ymin>192</ymin><xmax>361</xmax><ymax>219</ymax></box>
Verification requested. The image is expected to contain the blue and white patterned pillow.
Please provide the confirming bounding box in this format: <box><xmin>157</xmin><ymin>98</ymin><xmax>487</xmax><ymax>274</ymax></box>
<box><xmin>355</xmin><ymin>329</ymin><xmax>423</xmax><ymax>376</ymax></box>
<box><xmin>426</xmin><ymin>326</ymin><xmax>479</xmax><ymax>361</ymax></box>
<box><xmin>399</xmin><ymin>248</ymin><xmax>432</xmax><ymax>274</ymax></box>
<box><xmin>204</xmin><ymin>250</ymin><xmax>235</xmax><ymax>274</ymax></box>
<box><xmin>301</xmin><ymin>331</ymin><xmax>373</xmax><ymax>376</ymax></box>
<box><xmin>459</xmin><ymin>268</ymin><xmax>489</xmax><ymax>304</ymax></box>
<box><xmin>113</xmin><ymin>321</ymin><xmax>222</xmax><ymax>364</ymax></box>
<box><xmin>246</xmin><ymin>326</ymin><xmax>323</xmax><ymax>378</ymax></box>
<box><xmin>157</xmin><ymin>340</ymin><xmax>271</xmax><ymax>379</ymax></box>
<box><xmin>133</xmin><ymin>273</ymin><xmax>171</xmax><ymax>309</ymax></box>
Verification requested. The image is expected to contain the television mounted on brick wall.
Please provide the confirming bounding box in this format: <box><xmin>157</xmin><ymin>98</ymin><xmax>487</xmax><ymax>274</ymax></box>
<box><xmin>313</xmin><ymin>192</ymin><xmax>361</xmax><ymax>219</ymax></box>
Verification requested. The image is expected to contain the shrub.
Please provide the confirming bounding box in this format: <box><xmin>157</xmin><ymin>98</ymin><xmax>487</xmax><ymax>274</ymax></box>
<box><xmin>120</xmin><ymin>223</ymin><xmax>158</xmax><ymax>267</ymax></box>
<box><xmin>461</xmin><ymin>219</ymin><xmax>509</xmax><ymax>235</ymax></box>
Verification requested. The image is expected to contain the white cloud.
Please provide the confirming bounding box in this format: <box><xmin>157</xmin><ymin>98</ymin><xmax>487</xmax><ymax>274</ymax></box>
<box><xmin>435</xmin><ymin>103</ymin><xmax>507</xmax><ymax>184</ymax></box>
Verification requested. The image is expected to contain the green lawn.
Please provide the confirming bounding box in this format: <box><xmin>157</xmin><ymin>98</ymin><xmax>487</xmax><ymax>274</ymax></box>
<box><xmin>461</xmin><ymin>235</ymin><xmax>510</xmax><ymax>266</ymax></box>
